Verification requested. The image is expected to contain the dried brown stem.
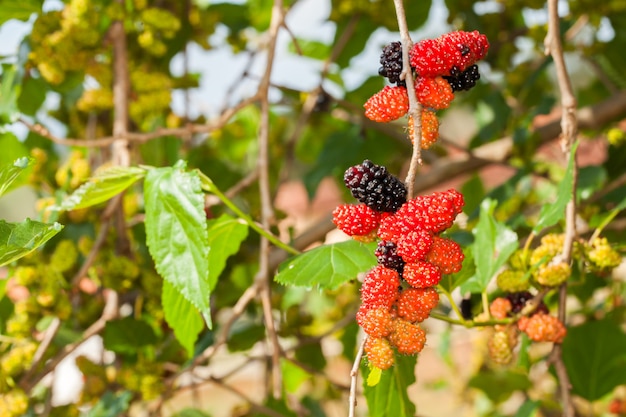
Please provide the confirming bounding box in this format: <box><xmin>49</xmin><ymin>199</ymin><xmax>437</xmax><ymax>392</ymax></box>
<box><xmin>545</xmin><ymin>1</ymin><xmax>578</xmax><ymax>416</ymax></box>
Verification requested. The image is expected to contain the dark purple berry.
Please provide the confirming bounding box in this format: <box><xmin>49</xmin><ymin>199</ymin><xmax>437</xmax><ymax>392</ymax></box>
<box><xmin>344</xmin><ymin>160</ymin><xmax>407</xmax><ymax>213</ymax></box>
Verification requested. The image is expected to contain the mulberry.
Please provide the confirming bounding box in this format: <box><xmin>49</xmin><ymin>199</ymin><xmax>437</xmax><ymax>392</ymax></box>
<box><xmin>344</xmin><ymin>160</ymin><xmax>407</xmax><ymax>213</ymax></box>
<box><xmin>403</xmin><ymin>261</ymin><xmax>442</xmax><ymax>288</ymax></box>
<box><xmin>496</xmin><ymin>269</ymin><xmax>530</xmax><ymax>293</ymax></box>
<box><xmin>396</xmin><ymin>287</ymin><xmax>439</xmax><ymax>323</ymax></box>
<box><xmin>518</xmin><ymin>312</ymin><xmax>566</xmax><ymax>343</ymax></box>
<box><xmin>360</xmin><ymin>266</ymin><xmax>401</xmax><ymax>310</ymax></box>
<box><xmin>396</xmin><ymin>229</ymin><xmax>433</xmax><ymax>263</ymax></box>
<box><xmin>364</xmin><ymin>85</ymin><xmax>409</xmax><ymax>122</ymax></box>
<box><xmin>443</xmin><ymin>65</ymin><xmax>481</xmax><ymax>92</ymax></box>
<box><xmin>379</xmin><ymin>41</ymin><xmax>406</xmax><ymax>86</ymax></box>
<box><xmin>388</xmin><ymin>319</ymin><xmax>426</xmax><ymax>355</ymax></box>
<box><xmin>415</xmin><ymin>76</ymin><xmax>455</xmax><ymax>110</ymax></box>
<box><xmin>375</xmin><ymin>240</ymin><xmax>405</xmax><ymax>273</ymax></box>
<box><xmin>365</xmin><ymin>337</ymin><xmax>395</xmax><ymax>370</ymax></box>
<box><xmin>426</xmin><ymin>236</ymin><xmax>464</xmax><ymax>274</ymax></box>
<box><xmin>332</xmin><ymin>204</ymin><xmax>381</xmax><ymax>238</ymax></box>
<box><xmin>357</xmin><ymin>307</ymin><xmax>394</xmax><ymax>338</ymax></box>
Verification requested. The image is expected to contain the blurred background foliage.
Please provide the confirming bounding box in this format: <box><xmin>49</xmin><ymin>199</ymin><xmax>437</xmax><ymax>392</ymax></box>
<box><xmin>0</xmin><ymin>0</ymin><xmax>625</xmax><ymax>416</ymax></box>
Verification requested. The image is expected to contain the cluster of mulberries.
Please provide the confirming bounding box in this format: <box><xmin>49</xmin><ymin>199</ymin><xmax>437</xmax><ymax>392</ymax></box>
<box><xmin>365</xmin><ymin>30</ymin><xmax>489</xmax><ymax>149</ymax></box>
<box><xmin>332</xmin><ymin>160</ymin><xmax>465</xmax><ymax>370</ymax></box>
<box><xmin>487</xmin><ymin>291</ymin><xmax>565</xmax><ymax>365</ymax></box>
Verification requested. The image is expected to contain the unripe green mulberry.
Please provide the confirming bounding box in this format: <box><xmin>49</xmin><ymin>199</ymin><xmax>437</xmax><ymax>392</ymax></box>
<box><xmin>0</xmin><ymin>342</ymin><xmax>37</xmax><ymax>377</ymax></box>
<box><xmin>13</xmin><ymin>266</ymin><xmax>38</xmax><ymax>286</ymax></box>
<box><xmin>536</xmin><ymin>262</ymin><xmax>570</xmax><ymax>287</ymax></box>
<box><xmin>496</xmin><ymin>269</ymin><xmax>529</xmax><ymax>292</ymax></box>
<box><xmin>587</xmin><ymin>237</ymin><xmax>622</xmax><ymax>270</ymax></box>
<box><xmin>488</xmin><ymin>330</ymin><xmax>513</xmax><ymax>365</ymax></box>
<box><xmin>530</xmin><ymin>233</ymin><xmax>564</xmax><ymax>266</ymax></box>
<box><xmin>50</xmin><ymin>239</ymin><xmax>79</xmax><ymax>273</ymax></box>
<box><xmin>0</xmin><ymin>389</ymin><xmax>29</xmax><ymax>417</ymax></box>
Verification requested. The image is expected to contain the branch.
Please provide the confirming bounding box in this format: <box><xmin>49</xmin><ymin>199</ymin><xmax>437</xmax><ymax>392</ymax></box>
<box><xmin>255</xmin><ymin>0</ymin><xmax>285</xmax><ymax>399</ymax></box>
<box><xmin>545</xmin><ymin>1</ymin><xmax>578</xmax><ymax>416</ymax></box>
<box><xmin>348</xmin><ymin>336</ymin><xmax>367</xmax><ymax>417</ymax></box>
<box><xmin>392</xmin><ymin>0</ymin><xmax>423</xmax><ymax>198</ymax></box>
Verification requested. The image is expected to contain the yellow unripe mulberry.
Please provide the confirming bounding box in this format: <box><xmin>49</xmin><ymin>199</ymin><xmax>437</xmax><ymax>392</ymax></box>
<box><xmin>536</xmin><ymin>262</ymin><xmax>571</xmax><ymax>287</ymax></box>
<box><xmin>587</xmin><ymin>237</ymin><xmax>622</xmax><ymax>270</ymax></box>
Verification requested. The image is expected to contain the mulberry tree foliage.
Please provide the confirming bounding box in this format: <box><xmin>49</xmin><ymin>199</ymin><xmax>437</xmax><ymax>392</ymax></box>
<box><xmin>0</xmin><ymin>1</ymin><xmax>625</xmax><ymax>417</ymax></box>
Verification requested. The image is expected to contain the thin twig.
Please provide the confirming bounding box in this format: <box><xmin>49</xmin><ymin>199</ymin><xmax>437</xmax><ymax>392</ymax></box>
<box><xmin>392</xmin><ymin>0</ymin><xmax>422</xmax><ymax>198</ymax></box>
<box><xmin>545</xmin><ymin>1</ymin><xmax>578</xmax><ymax>416</ymax></box>
<box><xmin>20</xmin><ymin>317</ymin><xmax>61</xmax><ymax>385</ymax></box>
<box><xmin>348</xmin><ymin>336</ymin><xmax>367</xmax><ymax>417</ymax></box>
<box><xmin>20</xmin><ymin>290</ymin><xmax>119</xmax><ymax>391</ymax></box>
<box><xmin>255</xmin><ymin>0</ymin><xmax>285</xmax><ymax>399</ymax></box>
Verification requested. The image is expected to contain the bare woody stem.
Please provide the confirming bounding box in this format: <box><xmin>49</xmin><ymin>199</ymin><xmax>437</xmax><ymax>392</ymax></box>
<box><xmin>392</xmin><ymin>0</ymin><xmax>423</xmax><ymax>198</ymax></box>
<box><xmin>545</xmin><ymin>1</ymin><xmax>578</xmax><ymax>416</ymax></box>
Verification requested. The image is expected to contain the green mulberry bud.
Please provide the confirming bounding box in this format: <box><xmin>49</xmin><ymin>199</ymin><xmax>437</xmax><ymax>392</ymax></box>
<box><xmin>536</xmin><ymin>262</ymin><xmax>570</xmax><ymax>287</ymax></box>
<box><xmin>496</xmin><ymin>269</ymin><xmax>530</xmax><ymax>292</ymax></box>
<box><xmin>587</xmin><ymin>237</ymin><xmax>622</xmax><ymax>271</ymax></box>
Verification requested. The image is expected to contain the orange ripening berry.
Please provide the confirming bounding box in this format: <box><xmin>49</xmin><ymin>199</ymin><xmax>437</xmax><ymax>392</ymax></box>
<box><xmin>403</xmin><ymin>261</ymin><xmax>442</xmax><ymax>288</ymax></box>
<box><xmin>388</xmin><ymin>318</ymin><xmax>426</xmax><ymax>355</ymax></box>
<box><xmin>518</xmin><ymin>312</ymin><xmax>567</xmax><ymax>343</ymax></box>
<box><xmin>415</xmin><ymin>76</ymin><xmax>455</xmax><ymax>110</ymax></box>
<box><xmin>365</xmin><ymin>337</ymin><xmax>395</xmax><ymax>370</ymax></box>
<box><xmin>407</xmin><ymin>110</ymin><xmax>439</xmax><ymax>149</ymax></box>
<box><xmin>490</xmin><ymin>297</ymin><xmax>512</xmax><ymax>319</ymax></box>
<box><xmin>396</xmin><ymin>287</ymin><xmax>439</xmax><ymax>323</ymax></box>
<box><xmin>357</xmin><ymin>307</ymin><xmax>394</xmax><ymax>338</ymax></box>
<box><xmin>364</xmin><ymin>86</ymin><xmax>409</xmax><ymax>122</ymax></box>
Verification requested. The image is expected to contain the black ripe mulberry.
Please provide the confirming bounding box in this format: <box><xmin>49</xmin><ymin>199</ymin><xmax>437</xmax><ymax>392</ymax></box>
<box><xmin>506</xmin><ymin>291</ymin><xmax>549</xmax><ymax>315</ymax></box>
<box><xmin>443</xmin><ymin>65</ymin><xmax>481</xmax><ymax>92</ymax></box>
<box><xmin>379</xmin><ymin>41</ymin><xmax>406</xmax><ymax>86</ymax></box>
<box><xmin>375</xmin><ymin>240</ymin><xmax>405</xmax><ymax>273</ymax></box>
<box><xmin>344</xmin><ymin>160</ymin><xmax>407</xmax><ymax>213</ymax></box>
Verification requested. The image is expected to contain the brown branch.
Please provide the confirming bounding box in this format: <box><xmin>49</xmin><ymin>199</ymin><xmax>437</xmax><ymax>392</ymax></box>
<box><xmin>348</xmin><ymin>336</ymin><xmax>367</xmax><ymax>417</ymax></box>
<box><xmin>545</xmin><ymin>1</ymin><xmax>578</xmax><ymax>416</ymax></box>
<box><xmin>254</xmin><ymin>0</ymin><xmax>285</xmax><ymax>400</ymax></box>
<box><xmin>20</xmin><ymin>290</ymin><xmax>119</xmax><ymax>391</ymax></box>
<box><xmin>392</xmin><ymin>0</ymin><xmax>423</xmax><ymax>198</ymax></box>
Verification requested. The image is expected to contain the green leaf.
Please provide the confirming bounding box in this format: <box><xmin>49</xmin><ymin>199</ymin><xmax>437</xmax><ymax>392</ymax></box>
<box><xmin>533</xmin><ymin>141</ymin><xmax>579</xmax><ymax>233</ymax></box>
<box><xmin>275</xmin><ymin>240</ymin><xmax>377</xmax><ymax>290</ymax></box>
<box><xmin>0</xmin><ymin>0</ymin><xmax>41</xmax><ymax>25</ymax></box>
<box><xmin>0</xmin><ymin>65</ymin><xmax>20</xmax><ymax>123</ymax></box>
<box><xmin>0</xmin><ymin>156</ymin><xmax>30</xmax><ymax>198</ymax></box>
<box><xmin>562</xmin><ymin>319</ymin><xmax>626</xmax><ymax>401</ymax></box>
<box><xmin>514</xmin><ymin>400</ymin><xmax>539</xmax><ymax>417</ymax></box>
<box><xmin>144</xmin><ymin>161</ymin><xmax>211</xmax><ymax>328</ymax></box>
<box><xmin>288</xmin><ymin>38</ymin><xmax>331</xmax><ymax>60</ymax></box>
<box><xmin>463</xmin><ymin>199</ymin><xmax>518</xmax><ymax>293</ymax></box>
<box><xmin>0</xmin><ymin>219</ymin><xmax>63</xmax><ymax>267</ymax></box>
<box><xmin>162</xmin><ymin>281</ymin><xmax>204</xmax><ymax>358</ymax></box>
<box><xmin>54</xmin><ymin>166</ymin><xmax>146</xmax><ymax>211</ymax></box>
<box><xmin>85</xmin><ymin>391</ymin><xmax>132</xmax><ymax>417</ymax></box>
<box><xmin>103</xmin><ymin>316</ymin><xmax>158</xmax><ymax>354</ymax></box>
<box><xmin>468</xmin><ymin>370</ymin><xmax>531</xmax><ymax>404</ymax></box>
<box><xmin>170</xmin><ymin>409</ymin><xmax>213</xmax><ymax>417</ymax></box>
<box><xmin>206</xmin><ymin>214</ymin><xmax>248</xmax><ymax>292</ymax></box>
<box><xmin>17</xmin><ymin>75</ymin><xmax>47</xmax><ymax>115</ymax></box>
<box><xmin>362</xmin><ymin>354</ymin><xmax>417</xmax><ymax>417</ymax></box>
<box><xmin>281</xmin><ymin>358</ymin><xmax>310</xmax><ymax>393</ymax></box>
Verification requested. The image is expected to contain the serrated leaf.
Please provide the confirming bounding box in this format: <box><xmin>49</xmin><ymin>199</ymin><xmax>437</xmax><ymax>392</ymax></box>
<box><xmin>464</xmin><ymin>199</ymin><xmax>518</xmax><ymax>293</ymax></box>
<box><xmin>533</xmin><ymin>141</ymin><xmax>579</xmax><ymax>233</ymax></box>
<box><xmin>275</xmin><ymin>240</ymin><xmax>377</xmax><ymax>290</ymax></box>
<box><xmin>103</xmin><ymin>316</ymin><xmax>158</xmax><ymax>354</ymax></box>
<box><xmin>144</xmin><ymin>162</ymin><xmax>211</xmax><ymax>328</ymax></box>
<box><xmin>206</xmin><ymin>214</ymin><xmax>248</xmax><ymax>292</ymax></box>
<box><xmin>162</xmin><ymin>281</ymin><xmax>204</xmax><ymax>358</ymax></box>
<box><xmin>0</xmin><ymin>156</ymin><xmax>30</xmax><ymax>198</ymax></box>
<box><xmin>562</xmin><ymin>319</ymin><xmax>626</xmax><ymax>401</ymax></box>
<box><xmin>54</xmin><ymin>166</ymin><xmax>146</xmax><ymax>211</ymax></box>
<box><xmin>362</xmin><ymin>354</ymin><xmax>416</xmax><ymax>417</ymax></box>
<box><xmin>0</xmin><ymin>219</ymin><xmax>63</xmax><ymax>266</ymax></box>
<box><xmin>86</xmin><ymin>391</ymin><xmax>132</xmax><ymax>417</ymax></box>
